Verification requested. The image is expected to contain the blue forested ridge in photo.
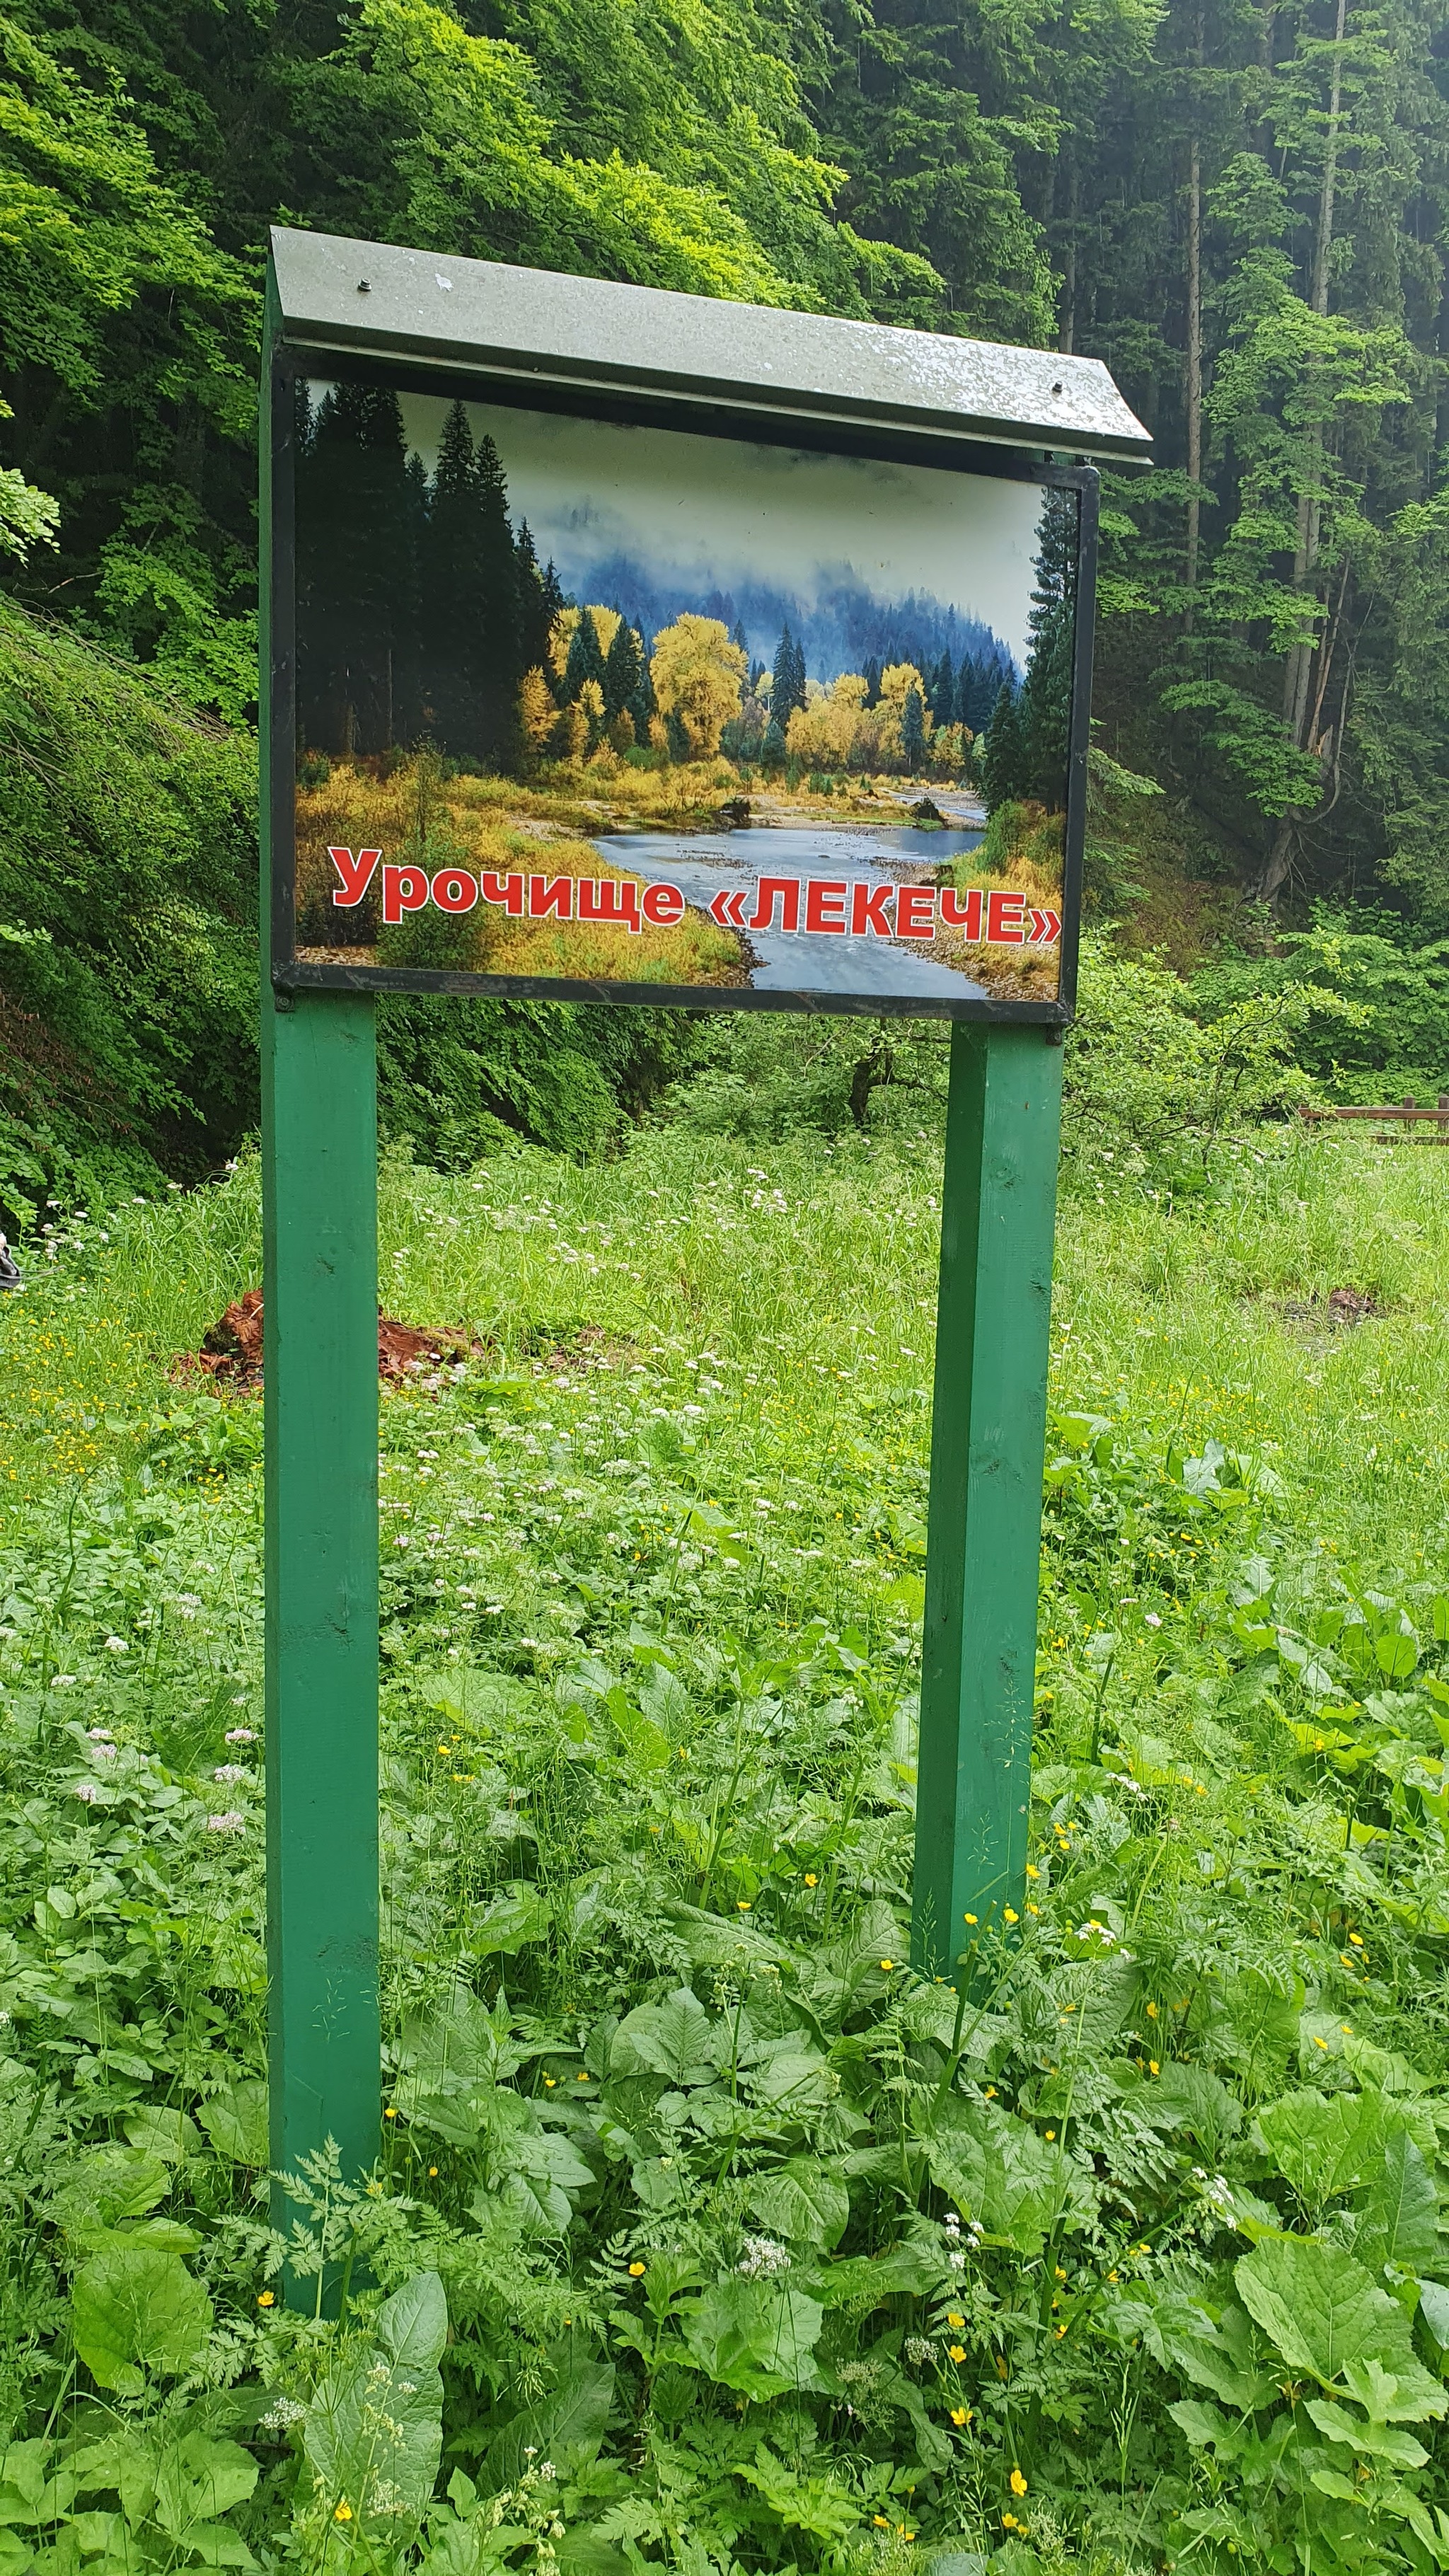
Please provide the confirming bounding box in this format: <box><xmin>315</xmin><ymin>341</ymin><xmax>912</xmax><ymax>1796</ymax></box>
<box><xmin>7</xmin><ymin>0</ymin><xmax>1449</xmax><ymax>2568</ymax></box>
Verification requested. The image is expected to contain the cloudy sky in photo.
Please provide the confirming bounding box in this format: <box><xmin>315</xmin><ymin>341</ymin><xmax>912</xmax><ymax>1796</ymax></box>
<box><xmin>392</xmin><ymin>392</ymin><xmax>1046</xmax><ymax>666</ymax></box>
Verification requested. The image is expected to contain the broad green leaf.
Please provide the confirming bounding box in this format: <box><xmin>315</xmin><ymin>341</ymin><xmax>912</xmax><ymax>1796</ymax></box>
<box><xmin>1351</xmin><ymin>2126</ymin><xmax>1439</xmax><ymax>2271</ymax></box>
<box><xmin>0</xmin><ymin>2440</ymin><xmax>80</xmax><ymax>2526</ymax></box>
<box><xmin>681</xmin><ymin>2279</ymin><xmax>824</xmax><ymax>2398</ymax></box>
<box><xmin>304</xmin><ymin>2288</ymin><xmax>446</xmax><ymax>2529</ymax></box>
<box><xmin>497</xmin><ymin>2127</ymin><xmax>596</xmax><ymax>2231</ymax></box>
<box><xmin>1156</xmin><ymin>2296</ymin><xmax>1274</xmax><ymax>2412</ymax></box>
<box><xmin>804</xmin><ymin>2241</ymin><xmax>940</xmax><ymax>2306</ymax></box>
<box><xmin>482</xmin><ymin>2363</ymin><xmax>615</xmax><ymax>2494</ymax></box>
<box><xmin>747</xmin><ymin>2159</ymin><xmax>850</xmax><ymax>2251</ymax></box>
<box><xmin>605</xmin><ymin>1687</ymin><xmax>671</xmax><ymax>1774</ymax></box>
<box><xmin>1236</xmin><ymin>2236</ymin><xmax>1447</xmax><ymax>2415</ymax></box>
<box><xmin>1418</xmin><ymin>2280</ymin><xmax>1449</xmax><ymax>2348</ymax></box>
<box><xmin>1144</xmin><ymin>2063</ymin><xmax>1242</xmax><ymax>2157</ymax></box>
<box><xmin>1042</xmin><ymin>1956</ymin><xmax>1139</xmax><ymax>2052</ymax></box>
<box><xmin>1257</xmin><ymin>2088</ymin><xmax>1387</xmax><ymax>2205</ymax></box>
<box><xmin>732</xmin><ymin>2447</ymin><xmax>859</xmax><ymax>2541</ymax></box>
<box><xmin>1340</xmin><ymin>2354</ymin><xmax>1446</xmax><ymax>2425</ymax></box>
<box><xmin>71</xmin><ymin>2244</ymin><xmax>212</xmax><ymax>2392</ymax></box>
<box><xmin>928</xmin><ymin>2101</ymin><xmax>1095</xmax><ymax>2253</ymax></box>
<box><xmin>378</xmin><ymin>2270</ymin><xmax>449</xmax><ymax>2372</ymax></box>
<box><xmin>611</xmin><ymin>1991</ymin><xmax>717</xmax><ymax>2086</ymax></box>
<box><xmin>51</xmin><ymin>2148</ymin><xmax>170</xmax><ymax>2241</ymax></box>
<box><xmin>1168</xmin><ymin>2398</ymin><xmax>1247</xmax><ymax>2457</ymax></box>
<box><xmin>1306</xmin><ymin>2396</ymin><xmax>1427</xmax><ymax>2466</ymax></box>
<box><xmin>154</xmin><ymin>2434</ymin><xmax>258</xmax><ymax>2536</ymax></box>
<box><xmin>123</xmin><ymin>2109</ymin><xmax>201</xmax><ymax>2165</ymax></box>
<box><xmin>197</xmin><ymin>2080</ymin><xmax>269</xmax><ymax>2167</ymax></box>
<box><xmin>741</xmin><ymin>2047</ymin><xmax>832</xmax><ymax>2113</ymax></box>
<box><xmin>473</xmin><ymin>1884</ymin><xmax>552</xmax><ymax>1955</ymax></box>
<box><xmin>1202</xmin><ymin>1969</ymin><xmax>1301</xmax><ymax>2083</ymax></box>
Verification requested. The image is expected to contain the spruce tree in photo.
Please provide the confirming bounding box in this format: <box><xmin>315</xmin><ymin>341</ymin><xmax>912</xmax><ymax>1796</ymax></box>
<box><xmin>1015</xmin><ymin>487</ymin><xmax>1078</xmax><ymax>806</ymax></box>
<box><xmin>473</xmin><ymin>426</ymin><xmax>523</xmax><ymax>764</ymax></box>
<box><xmin>296</xmin><ymin>379</ymin><xmax>416</xmax><ymax>758</ymax></box>
<box><xmin>513</xmin><ymin>520</ymin><xmax>557</xmax><ymax>681</ymax></box>
<box><xmin>604</xmin><ymin>614</ymin><xmax>642</xmax><ymax>718</ymax></box>
<box><xmin>980</xmin><ymin>681</ymin><xmax>1027</xmax><ymax>810</ymax></box>
<box><xmin>954</xmin><ymin>652</ymin><xmax>988</xmax><ymax>735</ymax></box>
<box><xmin>396</xmin><ymin>449</ymin><xmax>429</xmax><ymax>746</ymax></box>
<box><xmin>562</xmin><ymin>606</ymin><xmax>608</xmax><ymax>705</ymax></box>
<box><xmin>928</xmin><ymin>649</ymin><xmax>954</xmax><ymax>727</ymax></box>
<box><xmin>773</xmin><ymin>623</ymin><xmax>806</xmax><ymax>732</ymax></box>
<box><xmin>422</xmin><ymin>399</ymin><xmax>488</xmax><ymax>761</ymax></box>
<box><xmin>901</xmin><ymin>682</ymin><xmax>928</xmax><ymax>773</ymax></box>
<box><xmin>862</xmin><ymin>654</ymin><xmax>882</xmax><ymax>709</ymax></box>
<box><xmin>760</xmin><ymin>715</ymin><xmax>787</xmax><ymax>769</ymax></box>
<box><xmin>628</xmin><ymin>620</ymin><xmax>656</xmax><ymax>739</ymax></box>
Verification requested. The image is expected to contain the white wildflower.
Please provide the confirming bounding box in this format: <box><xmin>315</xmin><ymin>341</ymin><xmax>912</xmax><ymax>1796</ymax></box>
<box><xmin>206</xmin><ymin>1811</ymin><xmax>246</xmax><ymax>1834</ymax></box>
<box><xmin>260</xmin><ymin>2395</ymin><xmax>307</xmax><ymax>2432</ymax></box>
<box><xmin>737</xmin><ymin>2234</ymin><xmax>790</xmax><ymax>2279</ymax></box>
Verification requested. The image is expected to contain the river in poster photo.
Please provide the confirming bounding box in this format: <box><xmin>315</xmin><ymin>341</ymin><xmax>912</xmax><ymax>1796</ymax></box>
<box><xmin>290</xmin><ymin>383</ymin><xmax>1076</xmax><ymax>1006</ymax></box>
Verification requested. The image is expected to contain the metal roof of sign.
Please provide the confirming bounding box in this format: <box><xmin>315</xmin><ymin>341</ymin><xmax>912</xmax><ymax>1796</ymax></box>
<box><xmin>269</xmin><ymin>227</ymin><xmax>1152</xmax><ymax>462</ymax></box>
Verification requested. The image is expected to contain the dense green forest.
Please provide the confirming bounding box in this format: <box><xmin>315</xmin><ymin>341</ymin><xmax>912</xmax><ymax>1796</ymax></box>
<box><xmin>6</xmin><ymin>0</ymin><xmax>1449</xmax><ymax>899</ymax></box>
<box><xmin>4</xmin><ymin>0</ymin><xmax>1449</xmax><ymax>1196</ymax></box>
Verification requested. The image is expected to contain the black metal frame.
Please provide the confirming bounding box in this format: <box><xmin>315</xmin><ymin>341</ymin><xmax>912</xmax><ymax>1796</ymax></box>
<box><xmin>267</xmin><ymin>337</ymin><xmax>1097</xmax><ymax>1026</ymax></box>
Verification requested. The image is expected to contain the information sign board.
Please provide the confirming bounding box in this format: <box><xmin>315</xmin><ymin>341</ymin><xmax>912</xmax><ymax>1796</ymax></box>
<box><xmin>267</xmin><ymin>233</ymin><xmax>1148</xmax><ymax>1024</ymax></box>
<box><xmin>260</xmin><ymin>231</ymin><xmax>1148</xmax><ymax>2232</ymax></box>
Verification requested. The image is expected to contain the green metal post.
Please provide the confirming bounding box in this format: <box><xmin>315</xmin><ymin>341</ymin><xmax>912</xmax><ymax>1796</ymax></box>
<box><xmin>911</xmin><ymin>1021</ymin><xmax>1063</xmax><ymax>1979</ymax></box>
<box><xmin>262</xmin><ymin>988</ymin><xmax>381</xmax><ymax>2214</ymax></box>
<box><xmin>260</xmin><ymin>279</ymin><xmax>381</xmax><ymax>2224</ymax></box>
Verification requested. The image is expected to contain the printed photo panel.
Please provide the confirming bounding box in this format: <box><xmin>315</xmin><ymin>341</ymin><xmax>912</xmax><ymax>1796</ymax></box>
<box><xmin>279</xmin><ymin>373</ymin><xmax>1085</xmax><ymax>1015</ymax></box>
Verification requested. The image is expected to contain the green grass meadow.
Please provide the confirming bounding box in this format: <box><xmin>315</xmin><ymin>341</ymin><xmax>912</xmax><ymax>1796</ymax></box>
<box><xmin>1</xmin><ymin>1125</ymin><xmax>1448</xmax><ymax>2576</ymax></box>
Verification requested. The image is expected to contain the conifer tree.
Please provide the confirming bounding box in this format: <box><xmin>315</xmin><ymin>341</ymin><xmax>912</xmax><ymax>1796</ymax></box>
<box><xmin>422</xmin><ymin>400</ymin><xmax>490</xmax><ymax>759</ymax></box>
<box><xmin>603</xmin><ymin>616</ymin><xmax>643</xmax><ymax>717</ymax></box>
<box><xmin>562</xmin><ymin>606</ymin><xmax>608</xmax><ymax>705</ymax></box>
<box><xmin>772</xmin><ymin>624</ymin><xmax>806</xmax><ymax>731</ymax></box>
<box><xmin>473</xmin><ymin>427</ymin><xmax>521</xmax><ymax>763</ymax></box>
<box><xmin>297</xmin><ymin>381</ymin><xmax>415</xmax><ymax>756</ymax></box>
<box><xmin>513</xmin><ymin>521</ymin><xmax>556</xmax><ymax>679</ymax></box>
<box><xmin>980</xmin><ymin>682</ymin><xmax>1026</xmax><ymax>810</ymax></box>
<box><xmin>928</xmin><ymin>650</ymin><xmax>954</xmax><ymax>727</ymax></box>
<box><xmin>901</xmin><ymin>682</ymin><xmax>928</xmax><ymax>773</ymax></box>
<box><xmin>1015</xmin><ymin>487</ymin><xmax>1078</xmax><ymax>804</ymax></box>
<box><xmin>862</xmin><ymin>655</ymin><xmax>882</xmax><ymax>710</ymax></box>
<box><xmin>628</xmin><ymin>622</ymin><xmax>656</xmax><ymax>739</ymax></box>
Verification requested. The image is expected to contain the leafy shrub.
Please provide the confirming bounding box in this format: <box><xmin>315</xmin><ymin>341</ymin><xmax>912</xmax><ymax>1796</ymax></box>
<box><xmin>0</xmin><ymin>597</ymin><xmax>257</xmax><ymax>1225</ymax></box>
<box><xmin>1191</xmin><ymin>909</ymin><xmax>1449</xmax><ymax>1101</ymax></box>
<box><xmin>1061</xmin><ymin>939</ymin><xmax>1324</xmax><ymax>1189</ymax></box>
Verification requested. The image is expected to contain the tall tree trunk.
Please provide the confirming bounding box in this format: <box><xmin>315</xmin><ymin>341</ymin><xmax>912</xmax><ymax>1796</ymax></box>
<box><xmin>1059</xmin><ymin>147</ymin><xmax>1079</xmax><ymax>354</ymax></box>
<box><xmin>1185</xmin><ymin>130</ymin><xmax>1203</xmax><ymax>602</ymax></box>
<box><xmin>1282</xmin><ymin>0</ymin><xmax>1347</xmax><ymax>745</ymax></box>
